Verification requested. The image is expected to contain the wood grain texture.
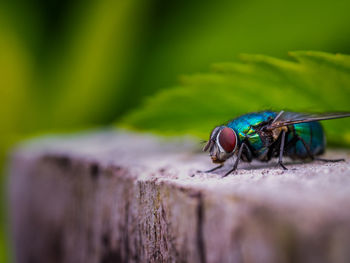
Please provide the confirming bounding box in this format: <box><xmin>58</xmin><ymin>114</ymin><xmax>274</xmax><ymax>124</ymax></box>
<box><xmin>8</xmin><ymin>130</ymin><xmax>350</xmax><ymax>263</ymax></box>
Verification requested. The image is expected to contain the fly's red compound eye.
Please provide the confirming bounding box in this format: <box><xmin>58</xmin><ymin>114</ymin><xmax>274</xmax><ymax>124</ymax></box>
<box><xmin>218</xmin><ymin>127</ymin><xmax>237</xmax><ymax>153</ymax></box>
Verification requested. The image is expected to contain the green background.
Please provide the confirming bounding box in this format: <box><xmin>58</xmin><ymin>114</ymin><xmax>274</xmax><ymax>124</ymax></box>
<box><xmin>1</xmin><ymin>0</ymin><xmax>350</xmax><ymax>261</ymax></box>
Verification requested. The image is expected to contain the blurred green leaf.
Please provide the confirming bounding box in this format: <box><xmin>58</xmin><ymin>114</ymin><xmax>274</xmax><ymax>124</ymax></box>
<box><xmin>0</xmin><ymin>12</ymin><xmax>32</xmax><ymax>135</ymax></box>
<box><xmin>119</xmin><ymin>51</ymin><xmax>350</xmax><ymax>147</ymax></box>
<box><xmin>32</xmin><ymin>0</ymin><xmax>148</xmax><ymax>129</ymax></box>
<box><xmin>124</xmin><ymin>0</ymin><xmax>350</xmax><ymax>114</ymax></box>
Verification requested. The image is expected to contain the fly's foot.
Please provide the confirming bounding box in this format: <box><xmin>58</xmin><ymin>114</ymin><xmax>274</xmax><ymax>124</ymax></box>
<box><xmin>278</xmin><ymin>162</ymin><xmax>288</xmax><ymax>170</ymax></box>
<box><xmin>198</xmin><ymin>164</ymin><xmax>224</xmax><ymax>174</ymax></box>
<box><xmin>193</xmin><ymin>164</ymin><xmax>223</xmax><ymax>177</ymax></box>
<box><xmin>222</xmin><ymin>168</ymin><xmax>237</xmax><ymax>177</ymax></box>
<box><xmin>315</xmin><ymin>158</ymin><xmax>345</xmax><ymax>163</ymax></box>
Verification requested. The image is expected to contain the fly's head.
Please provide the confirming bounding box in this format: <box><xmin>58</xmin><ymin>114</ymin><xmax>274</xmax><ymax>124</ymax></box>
<box><xmin>203</xmin><ymin>126</ymin><xmax>238</xmax><ymax>163</ymax></box>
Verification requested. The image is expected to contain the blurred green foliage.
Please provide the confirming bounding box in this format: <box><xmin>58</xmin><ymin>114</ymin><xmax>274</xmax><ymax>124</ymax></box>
<box><xmin>1</xmin><ymin>0</ymin><xmax>350</xmax><ymax>261</ymax></box>
<box><xmin>120</xmin><ymin>51</ymin><xmax>350</xmax><ymax>146</ymax></box>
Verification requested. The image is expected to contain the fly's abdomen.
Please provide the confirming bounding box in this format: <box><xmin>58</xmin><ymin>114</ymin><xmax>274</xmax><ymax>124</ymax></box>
<box><xmin>286</xmin><ymin>122</ymin><xmax>325</xmax><ymax>159</ymax></box>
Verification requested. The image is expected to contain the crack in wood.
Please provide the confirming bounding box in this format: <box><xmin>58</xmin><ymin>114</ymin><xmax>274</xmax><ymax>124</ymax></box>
<box><xmin>124</xmin><ymin>199</ymin><xmax>130</xmax><ymax>262</ymax></box>
<box><xmin>90</xmin><ymin>163</ymin><xmax>100</xmax><ymax>180</ymax></box>
<box><xmin>196</xmin><ymin>192</ymin><xmax>206</xmax><ymax>263</ymax></box>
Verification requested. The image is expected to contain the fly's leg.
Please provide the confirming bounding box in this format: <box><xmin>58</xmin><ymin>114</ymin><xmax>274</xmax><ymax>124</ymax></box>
<box><xmin>223</xmin><ymin>143</ymin><xmax>248</xmax><ymax>177</ymax></box>
<box><xmin>199</xmin><ymin>164</ymin><xmax>224</xmax><ymax>173</ymax></box>
<box><xmin>297</xmin><ymin>136</ymin><xmax>317</xmax><ymax>160</ymax></box>
<box><xmin>297</xmin><ymin>136</ymin><xmax>345</xmax><ymax>163</ymax></box>
<box><xmin>315</xmin><ymin>158</ymin><xmax>344</xmax><ymax>162</ymax></box>
<box><xmin>278</xmin><ymin>130</ymin><xmax>288</xmax><ymax>170</ymax></box>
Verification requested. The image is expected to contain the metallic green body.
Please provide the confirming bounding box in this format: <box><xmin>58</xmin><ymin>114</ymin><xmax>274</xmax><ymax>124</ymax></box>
<box><xmin>227</xmin><ymin>111</ymin><xmax>325</xmax><ymax>160</ymax></box>
<box><xmin>286</xmin><ymin>122</ymin><xmax>325</xmax><ymax>158</ymax></box>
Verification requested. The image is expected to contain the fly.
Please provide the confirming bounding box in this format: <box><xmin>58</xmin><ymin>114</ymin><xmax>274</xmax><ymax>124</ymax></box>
<box><xmin>203</xmin><ymin>110</ymin><xmax>350</xmax><ymax>176</ymax></box>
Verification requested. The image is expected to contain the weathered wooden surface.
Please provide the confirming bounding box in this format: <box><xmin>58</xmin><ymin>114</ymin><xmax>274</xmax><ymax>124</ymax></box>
<box><xmin>8</xmin><ymin>130</ymin><xmax>350</xmax><ymax>263</ymax></box>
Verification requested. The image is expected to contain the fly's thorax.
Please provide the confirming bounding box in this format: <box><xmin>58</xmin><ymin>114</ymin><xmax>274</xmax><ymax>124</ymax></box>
<box><xmin>272</xmin><ymin>126</ymin><xmax>288</xmax><ymax>140</ymax></box>
<box><xmin>203</xmin><ymin>125</ymin><xmax>238</xmax><ymax>163</ymax></box>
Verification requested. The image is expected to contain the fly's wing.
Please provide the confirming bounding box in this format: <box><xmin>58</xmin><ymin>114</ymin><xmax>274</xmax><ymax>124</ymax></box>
<box><xmin>266</xmin><ymin>111</ymin><xmax>350</xmax><ymax>130</ymax></box>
